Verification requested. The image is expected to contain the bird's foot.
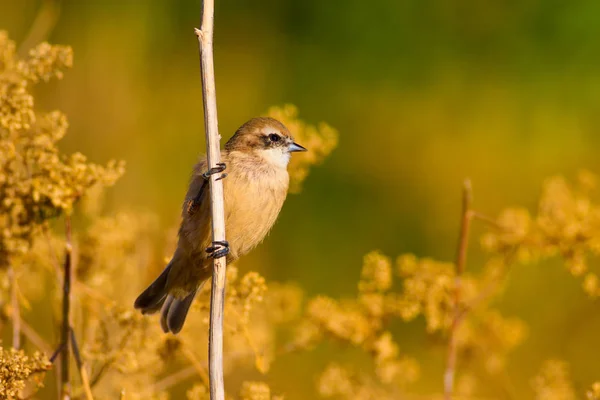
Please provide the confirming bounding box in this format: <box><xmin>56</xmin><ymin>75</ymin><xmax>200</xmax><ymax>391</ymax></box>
<box><xmin>202</xmin><ymin>162</ymin><xmax>227</xmax><ymax>181</ymax></box>
<box><xmin>186</xmin><ymin>163</ymin><xmax>227</xmax><ymax>217</ymax></box>
<box><xmin>206</xmin><ymin>240</ymin><xmax>229</xmax><ymax>259</ymax></box>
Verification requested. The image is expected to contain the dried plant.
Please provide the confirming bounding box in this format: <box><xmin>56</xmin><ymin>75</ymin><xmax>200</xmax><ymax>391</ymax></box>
<box><xmin>0</xmin><ymin>30</ymin><xmax>124</xmax><ymax>268</ymax></box>
<box><xmin>0</xmin><ymin>348</ymin><xmax>50</xmax><ymax>399</ymax></box>
<box><xmin>1</xmin><ymin>30</ymin><xmax>599</xmax><ymax>400</ymax></box>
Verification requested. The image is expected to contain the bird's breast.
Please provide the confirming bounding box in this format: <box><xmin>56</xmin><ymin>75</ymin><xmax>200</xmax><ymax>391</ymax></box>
<box><xmin>223</xmin><ymin>166</ymin><xmax>289</xmax><ymax>258</ymax></box>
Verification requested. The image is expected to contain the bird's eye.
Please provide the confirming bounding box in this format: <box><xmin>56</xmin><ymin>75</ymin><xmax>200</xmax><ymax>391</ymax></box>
<box><xmin>268</xmin><ymin>133</ymin><xmax>281</xmax><ymax>142</ymax></box>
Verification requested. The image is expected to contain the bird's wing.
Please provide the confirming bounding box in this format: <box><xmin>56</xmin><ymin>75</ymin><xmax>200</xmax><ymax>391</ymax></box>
<box><xmin>178</xmin><ymin>158</ymin><xmax>212</xmax><ymax>255</ymax></box>
<box><xmin>184</xmin><ymin>159</ymin><xmax>209</xmax><ymax>217</ymax></box>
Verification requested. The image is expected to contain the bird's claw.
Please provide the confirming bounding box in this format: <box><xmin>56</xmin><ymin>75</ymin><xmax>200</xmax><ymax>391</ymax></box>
<box><xmin>187</xmin><ymin>163</ymin><xmax>227</xmax><ymax>217</ymax></box>
<box><xmin>202</xmin><ymin>162</ymin><xmax>227</xmax><ymax>181</ymax></box>
<box><xmin>206</xmin><ymin>240</ymin><xmax>229</xmax><ymax>259</ymax></box>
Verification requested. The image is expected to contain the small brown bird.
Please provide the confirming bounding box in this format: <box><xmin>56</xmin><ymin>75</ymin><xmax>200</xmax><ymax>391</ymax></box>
<box><xmin>134</xmin><ymin>117</ymin><xmax>306</xmax><ymax>333</ymax></box>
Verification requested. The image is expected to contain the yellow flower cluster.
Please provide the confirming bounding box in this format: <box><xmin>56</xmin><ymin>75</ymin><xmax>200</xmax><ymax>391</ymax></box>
<box><xmin>239</xmin><ymin>381</ymin><xmax>284</xmax><ymax>400</ymax></box>
<box><xmin>317</xmin><ymin>363</ymin><xmax>392</xmax><ymax>400</ymax></box>
<box><xmin>288</xmin><ymin>247</ymin><xmax>529</xmax><ymax>398</ymax></box>
<box><xmin>187</xmin><ymin>381</ymin><xmax>284</xmax><ymax>400</ymax></box>
<box><xmin>0</xmin><ymin>348</ymin><xmax>49</xmax><ymax>400</ymax></box>
<box><xmin>295</xmin><ymin>252</ymin><xmax>420</xmax><ymax>398</ymax></box>
<box><xmin>186</xmin><ymin>384</ymin><xmax>210</xmax><ymax>400</ymax></box>
<box><xmin>588</xmin><ymin>382</ymin><xmax>600</xmax><ymax>400</ymax></box>
<box><xmin>482</xmin><ymin>172</ymin><xmax>600</xmax><ymax>297</ymax></box>
<box><xmin>531</xmin><ymin>360</ymin><xmax>577</xmax><ymax>400</ymax></box>
<box><xmin>370</xmin><ymin>331</ymin><xmax>419</xmax><ymax>385</ymax></box>
<box><xmin>263</xmin><ymin>282</ymin><xmax>303</xmax><ymax>324</ymax></box>
<box><xmin>0</xmin><ymin>31</ymin><xmax>124</xmax><ymax>267</ymax></box>
<box><xmin>456</xmin><ymin>309</ymin><xmax>527</xmax><ymax>374</ymax></box>
<box><xmin>395</xmin><ymin>254</ymin><xmax>458</xmax><ymax>331</ymax></box>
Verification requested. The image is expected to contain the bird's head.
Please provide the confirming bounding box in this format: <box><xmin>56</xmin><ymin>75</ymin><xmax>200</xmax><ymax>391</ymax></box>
<box><xmin>225</xmin><ymin>117</ymin><xmax>307</xmax><ymax>168</ymax></box>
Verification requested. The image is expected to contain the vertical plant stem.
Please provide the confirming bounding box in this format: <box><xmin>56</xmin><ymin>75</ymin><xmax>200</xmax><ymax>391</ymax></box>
<box><xmin>61</xmin><ymin>215</ymin><xmax>73</xmax><ymax>400</ymax></box>
<box><xmin>70</xmin><ymin>327</ymin><xmax>94</xmax><ymax>400</ymax></box>
<box><xmin>195</xmin><ymin>0</ymin><xmax>227</xmax><ymax>399</ymax></box>
<box><xmin>444</xmin><ymin>179</ymin><xmax>473</xmax><ymax>400</ymax></box>
<box><xmin>9</xmin><ymin>267</ymin><xmax>21</xmax><ymax>349</ymax></box>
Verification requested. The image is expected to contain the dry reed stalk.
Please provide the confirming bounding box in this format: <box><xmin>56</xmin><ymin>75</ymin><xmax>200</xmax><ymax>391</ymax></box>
<box><xmin>60</xmin><ymin>215</ymin><xmax>73</xmax><ymax>400</ymax></box>
<box><xmin>444</xmin><ymin>179</ymin><xmax>473</xmax><ymax>399</ymax></box>
<box><xmin>195</xmin><ymin>0</ymin><xmax>228</xmax><ymax>398</ymax></box>
<box><xmin>70</xmin><ymin>327</ymin><xmax>94</xmax><ymax>400</ymax></box>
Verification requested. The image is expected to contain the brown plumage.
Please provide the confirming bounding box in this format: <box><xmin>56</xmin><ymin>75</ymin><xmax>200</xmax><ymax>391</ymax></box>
<box><xmin>134</xmin><ymin>117</ymin><xmax>306</xmax><ymax>333</ymax></box>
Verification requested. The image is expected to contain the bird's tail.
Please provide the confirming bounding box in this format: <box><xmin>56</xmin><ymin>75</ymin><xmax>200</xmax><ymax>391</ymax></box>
<box><xmin>159</xmin><ymin>289</ymin><xmax>199</xmax><ymax>334</ymax></box>
<box><xmin>134</xmin><ymin>253</ymin><xmax>206</xmax><ymax>334</ymax></box>
<box><xmin>134</xmin><ymin>262</ymin><xmax>172</xmax><ymax>315</ymax></box>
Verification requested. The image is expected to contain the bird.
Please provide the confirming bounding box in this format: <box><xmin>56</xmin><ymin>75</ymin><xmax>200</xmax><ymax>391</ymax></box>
<box><xmin>133</xmin><ymin>117</ymin><xmax>307</xmax><ymax>334</ymax></box>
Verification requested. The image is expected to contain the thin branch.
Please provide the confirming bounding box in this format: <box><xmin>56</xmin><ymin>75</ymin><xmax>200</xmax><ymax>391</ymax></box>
<box><xmin>75</xmin><ymin>281</ymin><xmax>115</xmax><ymax>306</ymax></box>
<box><xmin>458</xmin><ymin>247</ymin><xmax>518</xmax><ymax>320</ymax></box>
<box><xmin>444</xmin><ymin>179</ymin><xmax>474</xmax><ymax>400</ymax></box>
<box><xmin>88</xmin><ymin>325</ymin><xmax>138</xmax><ymax>388</ymax></box>
<box><xmin>182</xmin><ymin>347</ymin><xmax>210</xmax><ymax>387</ymax></box>
<box><xmin>149</xmin><ymin>366</ymin><xmax>197</xmax><ymax>394</ymax></box>
<box><xmin>195</xmin><ymin>0</ymin><xmax>228</xmax><ymax>399</ymax></box>
<box><xmin>9</xmin><ymin>267</ymin><xmax>21</xmax><ymax>349</ymax></box>
<box><xmin>50</xmin><ymin>341</ymin><xmax>67</xmax><ymax>363</ymax></box>
<box><xmin>19</xmin><ymin>318</ymin><xmax>53</xmax><ymax>354</ymax></box>
<box><xmin>18</xmin><ymin>0</ymin><xmax>62</xmax><ymax>55</ymax></box>
<box><xmin>88</xmin><ymin>361</ymin><xmax>110</xmax><ymax>389</ymax></box>
<box><xmin>61</xmin><ymin>215</ymin><xmax>73</xmax><ymax>400</ymax></box>
<box><xmin>471</xmin><ymin>211</ymin><xmax>503</xmax><ymax>230</ymax></box>
<box><xmin>70</xmin><ymin>328</ymin><xmax>94</xmax><ymax>400</ymax></box>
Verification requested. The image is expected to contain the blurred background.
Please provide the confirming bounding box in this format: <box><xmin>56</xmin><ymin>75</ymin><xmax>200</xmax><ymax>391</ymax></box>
<box><xmin>2</xmin><ymin>0</ymin><xmax>600</xmax><ymax>398</ymax></box>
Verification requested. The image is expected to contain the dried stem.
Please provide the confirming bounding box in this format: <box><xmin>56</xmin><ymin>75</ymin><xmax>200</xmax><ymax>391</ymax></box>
<box><xmin>18</xmin><ymin>0</ymin><xmax>62</xmax><ymax>55</ymax></box>
<box><xmin>471</xmin><ymin>211</ymin><xmax>502</xmax><ymax>230</ymax></box>
<box><xmin>458</xmin><ymin>247</ymin><xmax>518</xmax><ymax>320</ymax></box>
<box><xmin>150</xmin><ymin>366</ymin><xmax>197</xmax><ymax>394</ymax></box>
<box><xmin>9</xmin><ymin>267</ymin><xmax>21</xmax><ymax>349</ymax></box>
<box><xmin>195</xmin><ymin>0</ymin><xmax>228</xmax><ymax>399</ymax></box>
<box><xmin>20</xmin><ymin>318</ymin><xmax>52</xmax><ymax>354</ymax></box>
<box><xmin>50</xmin><ymin>341</ymin><xmax>67</xmax><ymax>363</ymax></box>
<box><xmin>182</xmin><ymin>348</ymin><xmax>210</xmax><ymax>387</ymax></box>
<box><xmin>70</xmin><ymin>327</ymin><xmax>94</xmax><ymax>400</ymax></box>
<box><xmin>60</xmin><ymin>215</ymin><xmax>73</xmax><ymax>400</ymax></box>
<box><xmin>444</xmin><ymin>179</ymin><xmax>474</xmax><ymax>400</ymax></box>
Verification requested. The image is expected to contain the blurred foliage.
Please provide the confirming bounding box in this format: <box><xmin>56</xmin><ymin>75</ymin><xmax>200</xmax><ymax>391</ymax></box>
<box><xmin>482</xmin><ymin>172</ymin><xmax>600</xmax><ymax>298</ymax></box>
<box><xmin>531</xmin><ymin>360</ymin><xmax>577</xmax><ymax>400</ymax></box>
<box><xmin>0</xmin><ymin>30</ymin><xmax>124</xmax><ymax>267</ymax></box>
<box><xmin>2</xmin><ymin>0</ymin><xmax>600</xmax><ymax>399</ymax></box>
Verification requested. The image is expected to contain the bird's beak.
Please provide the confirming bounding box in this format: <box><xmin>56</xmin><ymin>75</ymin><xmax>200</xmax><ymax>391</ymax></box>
<box><xmin>288</xmin><ymin>142</ymin><xmax>307</xmax><ymax>152</ymax></box>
